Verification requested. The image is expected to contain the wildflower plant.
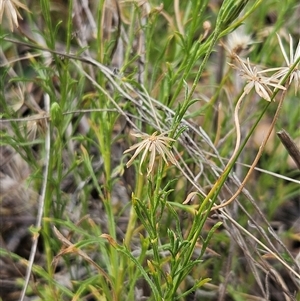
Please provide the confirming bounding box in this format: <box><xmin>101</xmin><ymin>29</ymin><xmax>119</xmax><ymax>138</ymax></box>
<box><xmin>0</xmin><ymin>0</ymin><xmax>300</xmax><ymax>301</ymax></box>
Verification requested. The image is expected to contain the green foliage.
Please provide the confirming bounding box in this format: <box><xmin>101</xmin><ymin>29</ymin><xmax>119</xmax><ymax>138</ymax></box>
<box><xmin>0</xmin><ymin>0</ymin><xmax>299</xmax><ymax>301</ymax></box>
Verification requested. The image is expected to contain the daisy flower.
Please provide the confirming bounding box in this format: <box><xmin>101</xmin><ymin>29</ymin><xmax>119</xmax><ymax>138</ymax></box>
<box><xmin>230</xmin><ymin>56</ymin><xmax>286</xmax><ymax>101</ymax></box>
<box><xmin>123</xmin><ymin>131</ymin><xmax>177</xmax><ymax>176</ymax></box>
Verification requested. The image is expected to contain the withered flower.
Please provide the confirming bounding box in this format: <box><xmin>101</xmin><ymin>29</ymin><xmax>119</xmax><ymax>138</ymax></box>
<box><xmin>0</xmin><ymin>0</ymin><xmax>30</xmax><ymax>31</ymax></box>
<box><xmin>124</xmin><ymin>131</ymin><xmax>177</xmax><ymax>176</ymax></box>
<box><xmin>230</xmin><ymin>56</ymin><xmax>286</xmax><ymax>101</ymax></box>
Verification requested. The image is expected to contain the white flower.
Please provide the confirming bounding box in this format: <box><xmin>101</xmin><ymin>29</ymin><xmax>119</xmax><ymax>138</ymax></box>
<box><xmin>273</xmin><ymin>34</ymin><xmax>300</xmax><ymax>94</ymax></box>
<box><xmin>123</xmin><ymin>131</ymin><xmax>177</xmax><ymax>176</ymax></box>
<box><xmin>0</xmin><ymin>0</ymin><xmax>30</xmax><ymax>31</ymax></box>
<box><xmin>230</xmin><ymin>56</ymin><xmax>286</xmax><ymax>101</ymax></box>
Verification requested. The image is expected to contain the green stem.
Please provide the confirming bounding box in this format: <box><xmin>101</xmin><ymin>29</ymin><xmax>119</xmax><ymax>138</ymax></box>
<box><xmin>124</xmin><ymin>173</ymin><xmax>144</xmax><ymax>247</ymax></box>
<box><xmin>149</xmin><ymin>160</ymin><xmax>165</xmax><ymax>296</ymax></box>
<box><xmin>171</xmin><ymin>99</ymin><xmax>272</xmax><ymax>295</ymax></box>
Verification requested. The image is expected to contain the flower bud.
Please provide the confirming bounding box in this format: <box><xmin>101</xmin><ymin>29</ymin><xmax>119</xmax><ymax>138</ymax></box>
<box><xmin>50</xmin><ymin>102</ymin><xmax>63</xmax><ymax>127</ymax></box>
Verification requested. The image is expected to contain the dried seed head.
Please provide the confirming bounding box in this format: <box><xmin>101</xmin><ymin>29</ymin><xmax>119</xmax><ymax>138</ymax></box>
<box><xmin>225</xmin><ymin>27</ymin><xmax>253</xmax><ymax>59</ymax></box>
<box><xmin>25</xmin><ymin>111</ymin><xmax>49</xmax><ymax>140</ymax></box>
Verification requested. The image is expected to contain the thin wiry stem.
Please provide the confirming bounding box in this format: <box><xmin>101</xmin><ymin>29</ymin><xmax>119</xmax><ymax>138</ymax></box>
<box><xmin>0</xmin><ymin>109</ymin><xmax>119</xmax><ymax>123</ymax></box>
<box><xmin>223</xmin><ymin>91</ymin><xmax>247</xmax><ymax>170</ymax></box>
<box><xmin>211</xmin><ymin>85</ymin><xmax>286</xmax><ymax>212</ymax></box>
<box><xmin>19</xmin><ymin>94</ymin><xmax>51</xmax><ymax>301</ymax></box>
<box><xmin>220</xmin><ymin>209</ymin><xmax>300</xmax><ymax>281</ymax></box>
<box><xmin>174</xmin><ymin>0</ymin><xmax>184</xmax><ymax>35</ymax></box>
